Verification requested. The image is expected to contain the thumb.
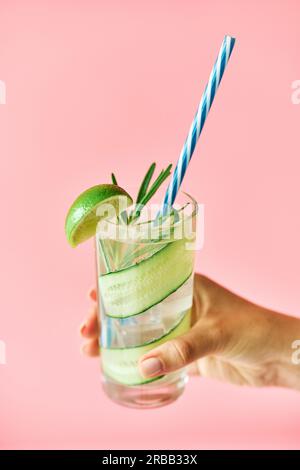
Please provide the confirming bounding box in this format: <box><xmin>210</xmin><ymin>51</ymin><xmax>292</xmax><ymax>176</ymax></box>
<box><xmin>139</xmin><ymin>320</ymin><xmax>218</xmax><ymax>379</ymax></box>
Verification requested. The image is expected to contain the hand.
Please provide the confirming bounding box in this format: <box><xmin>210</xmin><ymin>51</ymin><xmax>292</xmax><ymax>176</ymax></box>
<box><xmin>80</xmin><ymin>274</ymin><xmax>300</xmax><ymax>391</ymax></box>
<box><xmin>80</xmin><ymin>287</ymin><xmax>100</xmax><ymax>357</ymax></box>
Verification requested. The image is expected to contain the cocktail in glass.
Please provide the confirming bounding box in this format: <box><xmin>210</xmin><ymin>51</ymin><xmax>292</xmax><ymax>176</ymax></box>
<box><xmin>95</xmin><ymin>193</ymin><xmax>198</xmax><ymax>408</ymax></box>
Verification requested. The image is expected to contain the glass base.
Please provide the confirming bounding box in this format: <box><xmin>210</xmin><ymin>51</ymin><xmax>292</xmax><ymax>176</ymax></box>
<box><xmin>102</xmin><ymin>371</ymin><xmax>188</xmax><ymax>409</ymax></box>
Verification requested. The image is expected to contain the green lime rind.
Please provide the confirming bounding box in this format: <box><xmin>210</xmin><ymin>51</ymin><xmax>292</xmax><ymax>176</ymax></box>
<box><xmin>65</xmin><ymin>184</ymin><xmax>132</xmax><ymax>247</ymax></box>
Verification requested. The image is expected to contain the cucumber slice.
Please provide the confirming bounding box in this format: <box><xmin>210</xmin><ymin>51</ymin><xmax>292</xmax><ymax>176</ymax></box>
<box><xmin>99</xmin><ymin>239</ymin><xmax>194</xmax><ymax>318</ymax></box>
<box><xmin>101</xmin><ymin>310</ymin><xmax>191</xmax><ymax>385</ymax></box>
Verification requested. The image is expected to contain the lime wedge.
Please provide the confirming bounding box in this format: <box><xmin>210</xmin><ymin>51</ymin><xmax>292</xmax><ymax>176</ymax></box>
<box><xmin>65</xmin><ymin>184</ymin><xmax>133</xmax><ymax>247</ymax></box>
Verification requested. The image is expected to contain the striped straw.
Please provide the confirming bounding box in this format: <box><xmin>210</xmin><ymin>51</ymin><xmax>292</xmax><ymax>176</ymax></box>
<box><xmin>158</xmin><ymin>35</ymin><xmax>235</xmax><ymax>216</ymax></box>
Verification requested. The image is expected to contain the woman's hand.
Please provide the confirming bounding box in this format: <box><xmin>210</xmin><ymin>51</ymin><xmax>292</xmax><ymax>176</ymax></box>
<box><xmin>80</xmin><ymin>274</ymin><xmax>300</xmax><ymax>391</ymax></box>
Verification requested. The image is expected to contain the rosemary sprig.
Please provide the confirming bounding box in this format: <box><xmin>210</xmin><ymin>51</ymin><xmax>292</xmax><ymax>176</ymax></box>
<box><xmin>128</xmin><ymin>163</ymin><xmax>172</xmax><ymax>223</ymax></box>
<box><xmin>139</xmin><ymin>164</ymin><xmax>172</xmax><ymax>206</ymax></box>
<box><xmin>111</xmin><ymin>173</ymin><xmax>118</xmax><ymax>185</ymax></box>
<box><xmin>136</xmin><ymin>163</ymin><xmax>156</xmax><ymax>204</ymax></box>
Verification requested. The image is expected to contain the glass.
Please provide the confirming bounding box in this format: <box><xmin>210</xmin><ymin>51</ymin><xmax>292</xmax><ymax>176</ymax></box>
<box><xmin>95</xmin><ymin>192</ymin><xmax>198</xmax><ymax>408</ymax></box>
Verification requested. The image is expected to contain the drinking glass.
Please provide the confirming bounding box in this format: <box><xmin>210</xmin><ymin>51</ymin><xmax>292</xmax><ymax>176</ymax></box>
<box><xmin>95</xmin><ymin>192</ymin><xmax>198</xmax><ymax>408</ymax></box>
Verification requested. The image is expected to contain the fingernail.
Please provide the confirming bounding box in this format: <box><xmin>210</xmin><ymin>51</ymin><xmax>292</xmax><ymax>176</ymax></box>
<box><xmin>80</xmin><ymin>323</ymin><xmax>87</xmax><ymax>335</ymax></box>
<box><xmin>88</xmin><ymin>288</ymin><xmax>97</xmax><ymax>301</ymax></box>
<box><xmin>140</xmin><ymin>357</ymin><xmax>163</xmax><ymax>377</ymax></box>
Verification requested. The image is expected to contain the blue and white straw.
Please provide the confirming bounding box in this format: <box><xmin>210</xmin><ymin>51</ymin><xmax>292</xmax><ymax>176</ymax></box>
<box><xmin>158</xmin><ymin>35</ymin><xmax>235</xmax><ymax>216</ymax></box>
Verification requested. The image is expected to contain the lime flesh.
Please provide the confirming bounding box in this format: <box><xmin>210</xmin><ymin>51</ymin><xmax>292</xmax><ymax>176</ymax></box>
<box><xmin>65</xmin><ymin>184</ymin><xmax>133</xmax><ymax>247</ymax></box>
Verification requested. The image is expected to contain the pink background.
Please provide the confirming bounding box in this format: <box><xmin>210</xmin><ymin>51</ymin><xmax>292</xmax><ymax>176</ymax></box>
<box><xmin>1</xmin><ymin>0</ymin><xmax>300</xmax><ymax>450</ymax></box>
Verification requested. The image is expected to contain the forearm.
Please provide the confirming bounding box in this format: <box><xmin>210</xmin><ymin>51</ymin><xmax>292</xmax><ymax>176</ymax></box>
<box><xmin>239</xmin><ymin>302</ymin><xmax>300</xmax><ymax>390</ymax></box>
